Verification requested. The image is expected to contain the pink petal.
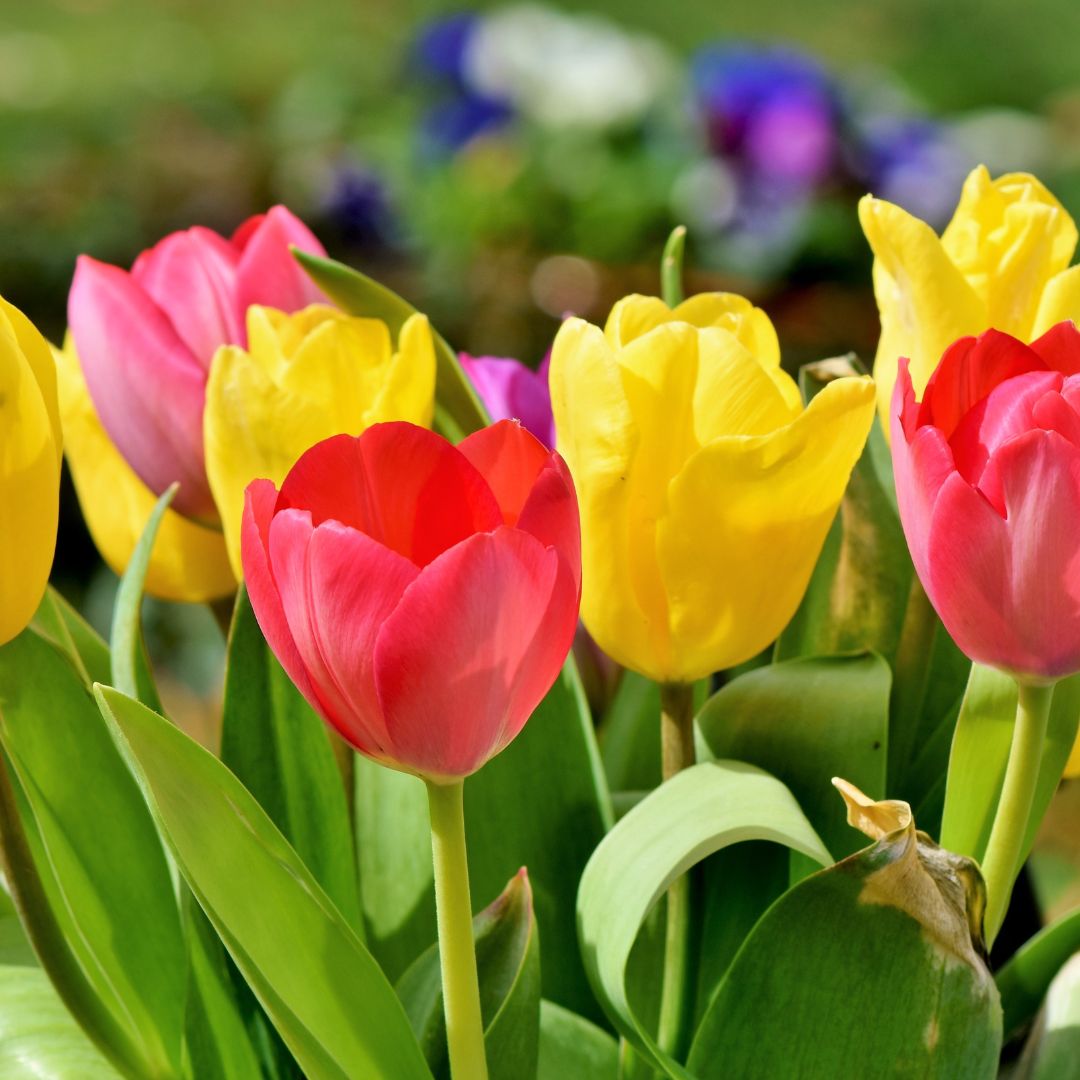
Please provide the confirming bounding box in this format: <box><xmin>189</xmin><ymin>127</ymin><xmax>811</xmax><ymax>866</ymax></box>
<box><xmin>241</xmin><ymin>481</ymin><xmax>318</xmax><ymax>704</ymax></box>
<box><xmin>304</xmin><ymin>520</ymin><xmax>419</xmax><ymax>757</ymax></box>
<box><xmin>373</xmin><ymin>527</ymin><xmax>572</xmax><ymax>778</ymax></box>
<box><xmin>131</xmin><ymin>227</ymin><xmax>243</xmax><ymax>364</ymax></box>
<box><xmin>460</xmin><ymin>353</ymin><xmax>555</xmax><ymax>446</ymax></box>
<box><xmin>928</xmin><ymin>429</ymin><xmax>1080</xmax><ymax>679</ymax></box>
<box><xmin>918</xmin><ymin>329</ymin><xmax>1046</xmax><ymax>439</ymax></box>
<box><xmin>233</xmin><ymin>206</ymin><xmax>328</xmax><ymax>320</ymax></box>
<box><xmin>947</xmin><ymin>369</ymin><xmax>1062</xmax><ymax>504</ymax></box>
<box><xmin>276</xmin><ymin>425</ymin><xmax>502</xmax><ymax>566</ymax></box>
<box><xmin>68</xmin><ymin>255</ymin><xmax>214</xmax><ymax>519</ymax></box>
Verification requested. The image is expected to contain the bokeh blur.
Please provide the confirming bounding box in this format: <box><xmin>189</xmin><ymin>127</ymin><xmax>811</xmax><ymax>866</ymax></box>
<box><xmin>9</xmin><ymin>0</ymin><xmax>1080</xmax><ymax>777</ymax></box>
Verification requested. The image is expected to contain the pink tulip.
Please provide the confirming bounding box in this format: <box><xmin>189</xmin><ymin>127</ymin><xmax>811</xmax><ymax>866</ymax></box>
<box><xmin>892</xmin><ymin>321</ymin><xmax>1080</xmax><ymax>681</ymax></box>
<box><xmin>68</xmin><ymin>207</ymin><xmax>327</xmax><ymax>519</ymax></box>
<box><xmin>241</xmin><ymin>419</ymin><xmax>581</xmax><ymax>781</ymax></box>
<box><xmin>459</xmin><ymin>352</ymin><xmax>556</xmax><ymax>448</ymax></box>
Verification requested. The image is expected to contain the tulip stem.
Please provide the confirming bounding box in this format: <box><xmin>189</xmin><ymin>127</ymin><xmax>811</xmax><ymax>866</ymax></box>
<box><xmin>981</xmin><ymin>681</ymin><xmax>1055</xmax><ymax>948</ymax></box>
<box><xmin>657</xmin><ymin>681</ymin><xmax>696</xmax><ymax>1059</ymax></box>
<box><xmin>661</xmin><ymin>225</ymin><xmax>687</xmax><ymax>307</ymax></box>
<box><xmin>426</xmin><ymin>779</ymin><xmax>488</xmax><ymax>1080</ymax></box>
<box><xmin>889</xmin><ymin>574</ymin><xmax>938</xmax><ymax>788</ymax></box>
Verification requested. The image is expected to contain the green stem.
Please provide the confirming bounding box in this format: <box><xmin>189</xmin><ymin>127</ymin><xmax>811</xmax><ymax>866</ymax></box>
<box><xmin>661</xmin><ymin>225</ymin><xmax>687</xmax><ymax>308</ymax></box>
<box><xmin>657</xmin><ymin>681</ymin><xmax>696</xmax><ymax>1059</ymax></box>
<box><xmin>981</xmin><ymin>681</ymin><xmax>1055</xmax><ymax>948</ymax></box>
<box><xmin>426</xmin><ymin>780</ymin><xmax>488</xmax><ymax>1080</ymax></box>
<box><xmin>888</xmin><ymin>574</ymin><xmax>938</xmax><ymax>788</ymax></box>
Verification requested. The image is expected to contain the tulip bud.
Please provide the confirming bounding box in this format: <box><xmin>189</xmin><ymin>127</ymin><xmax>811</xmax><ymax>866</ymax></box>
<box><xmin>0</xmin><ymin>297</ymin><xmax>62</xmax><ymax>643</ymax></box>
<box><xmin>241</xmin><ymin>420</ymin><xmax>581</xmax><ymax>781</ymax></box>
<box><xmin>205</xmin><ymin>305</ymin><xmax>436</xmax><ymax>576</ymax></box>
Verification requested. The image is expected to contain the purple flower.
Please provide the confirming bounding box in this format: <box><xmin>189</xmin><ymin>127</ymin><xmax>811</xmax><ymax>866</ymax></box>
<box><xmin>412</xmin><ymin>12</ymin><xmax>481</xmax><ymax>88</ymax></box>
<box><xmin>459</xmin><ymin>352</ymin><xmax>555</xmax><ymax>448</ymax></box>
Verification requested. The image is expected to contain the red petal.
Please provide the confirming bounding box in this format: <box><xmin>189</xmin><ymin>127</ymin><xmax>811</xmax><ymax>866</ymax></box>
<box><xmin>276</xmin><ymin>424</ymin><xmax>502</xmax><ymax>566</ymax></box>
<box><xmin>458</xmin><ymin>419</ymin><xmax>550</xmax><ymax>524</ymax></box>
<box><xmin>373</xmin><ymin>527</ymin><xmax>572</xmax><ymax>778</ymax></box>
<box><xmin>1030</xmin><ymin>320</ymin><xmax>1080</xmax><ymax>375</ymax></box>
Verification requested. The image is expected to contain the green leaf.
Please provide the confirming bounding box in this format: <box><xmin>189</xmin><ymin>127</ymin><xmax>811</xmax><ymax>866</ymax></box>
<box><xmin>696</xmin><ymin>653</ymin><xmax>890</xmax><ymax>860</ymax></box>
<box><xmin>293</xmin><ymin>249</ymin><xmax>489</xmax><ymax>439</ymax></box>
<box><xmin>537</xmin><ymin>1000</ymin><xmax>618</xmax><ymax>1080</ymax></box>
<box><xmin>688</xmin><ymin>783</ymin><xmax>1001</xmax><ymax>1079</ymax></box>
<box><xmin>32</xmin><ymin>585</ymin><xmax>110</xmax><ymax>686</ymax></box>
<box><xmin>110</xmin><ymin>484</ymin><xmax>177</xmax><ymax>711</ymax></box>
<box><xmin>599</xmin><ymin>672</ymin><xmax>661</xmax><ymax>794</ymax></box>
<box><xmin>997</xmin><ymin>906</ymin><xmax>1080</xmax><ymax>1041</ymax></box>
<box><xmin>220</xmin><ymin>588</ymin><xmax>361</xmax><ymax>932</ymax></box>
<box><xmin>941</xmin><ymin>667</ymin><xmax>1080</xmax><ymax>863</ymax></box>
<box><xmin>1015</xmin><ymin>951</ymin><xmax>1080</xmax><ymax>1078</ymax></box>
<box><xmin>0</xmin><ymin>629</ymin><xmax>186</xmax><ymax>1078</ymax></box>
<box><xmin>0</xmin><ymin>965</ymin><xmax>123</xmax><ymax>1078</ymax></box>
<box><xmin>397</xmin><ymin>869</ymin><xmax>540</xmax><ymax>1080</ymax></box>
<box><xmin>0</xmin><ymin>887</ymin><xmax>35</xmax><ymax>968</ymax></box>
<box><xmin>95</xmin><ymin>685</ymin><xmax>431</xmax><ymax>1080</ymax></box>
<box><xmin>577</xmin><ymin>760</ymin><xmax>831</xmax><ymax>1078</ymax></box>
<box><xmin>355</xmin><ymin>661</ymin><xmax>613</xmax><ymax>1021</ymax></box>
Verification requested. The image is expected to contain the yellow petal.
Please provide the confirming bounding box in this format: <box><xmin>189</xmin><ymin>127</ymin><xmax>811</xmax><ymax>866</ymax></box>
<box><xmin>0</xmin><ymin>307</ymin><xmax>60</xmax><ymax>643</ymax></box>
<box><xmin>942</xmin><ymin>167</ymin><xmax>1077</xmax><ymax>338</ymax></box>
<box><xmin>55</xmin><ymin>337</ymin><xmax>233</xmax><ymax>604</ymax></box>
<box><xmin>656</xmin><ymin>375</ymin><xmax>875</xmax><ymax>681</ymax></box>
<box><xmin>0</xmin><ymin>297</ymin><xmax>61</xmax><ymax>469</ymax></box>
<box><xmin>550</xmin><ymin>317</ymin><xmax>660</xmax><ymax>676</ymax></box>
<box><xmin>604</xmin><ymin>294</ymin><xmax>672</xmax><ymax>348</ymax></box>
<box><xmin>859</xmin><ymin>194</ymin><xmax>985</xmax><ymax>438</ymax></box>
<box><xmin>364</xmin><ymin>314</ymin><xmax>437</xmax><ymax>428</ymax></box>
<box><xmin>1032</xmin><ymin>265</ymin><xmax>1080</xmax><ymax>338</ymax></box>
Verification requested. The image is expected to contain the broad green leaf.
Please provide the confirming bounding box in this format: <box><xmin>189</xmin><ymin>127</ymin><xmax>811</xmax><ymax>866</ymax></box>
<box><xmin>110</xmin><ymin>484</ymin><xmax>176</xmax><ymax>710</ymax></box>
<box><xmin>0</xmin><ymin>884</ymin><xmax>36</xmax><ymax>967</ymax></box>
<box><xmin>0</xmin><ymin>965</ymin><xmax>122</xmax><ymax>1079</ymax></box>
<box><xmin>397</xmin><ymin>869</ymin><xmax>540</xmax><ymax>1080</ymax></box>
<box><xmin>467</xmin><ymin>660</ymin><xmax>613</xmax><ymax>1021</ymax></box>
<box><xmin>293</xmin><ymin>249</ymin><xmax>489</xmax><ymax>439</ymax></box>
<box><xmin>96</xmin><ymin>685</ymin><xmax>431</xmax><ymax>1080</ymax></box>
<box><xmin>221</xmin><ymin>588</ymin><xmax>361</xmax><ymax>932</ymax></box>
<box><xmin>32</xmin><ymin>585</ymin><xmax>110</xmax><ymax>686</ymax></box>
<box><xmin>0</xmin><ymin>630</ymin><xmax>185</xmax><ymax>1078</ymax></box>
<box><xmin>688</xmin><ymin>782</ymin><xmax>1001</xmax><ymax>1079</ymax></box>
<box><xmin>577</xmin><ymin>760</ymin><xmax>831</xmax><ymax>1079</ymax></box>
<box><xmin>1016</xmin><ymin>951</ymin><xmax>1080</xmax><ymax>1079</ymax></box>
<box><xmin>697</xmin><ymin>653</ymin><xmax>890</xmax><ymax>860</ymax></box>
<box><xmin>356</xmin><ymin>661</ymin><xmax>612</xmax><ymax>1021</ymax></box>
<box><xmin>537</xmin><ymin>1000</ymin><xmax>618</xmax><ymax>1080</ymax></box>
<box><xmin>599</xmin><ymin>672</ymin><xmax>661</xmax><ymax>793</ymax></box>
<box><xmin>997</xmin><ymin>906</ymin><xmax>1080</xmax><ymax>1041</ymax></box>
<box><xmin>941</xmin><ymin>667</ymin><xmax>1080</xmax><ymax>863</ymax></box>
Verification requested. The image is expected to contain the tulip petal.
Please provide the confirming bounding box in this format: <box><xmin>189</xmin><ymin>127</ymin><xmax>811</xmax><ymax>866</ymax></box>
<box><xmin>516</xmin><ymin>453</ymin><xmax>582</xmax><ymax>595</ymax></box>
<box><xmin>0</xmin><ymin>296</ymin><xmax>61</xmax><ymax>467</ymax></box>
<box><xmin>1033</xmin><ymin>266</ymin><xmax>1080</xmax><ymax>338</ymax></box>
<box><xmin>656</xmin><ymin>376</ymin><xmax>876</xmax><ymax>681</ymax></box>
<box><xmin>549</xmin><ymin>317</ymin><xmax>652</xmax><ymax>673</ymax></box>
<box><xmin>68</xmin><ymin>255</ymin><xmax>214</xmax><ymax>520</ymax></box>
<box><xmin>362</xmin><ymin>313</ymin><xmax>436</xmax><ymax>431</ymax></box>
<box><xmin>918</xmin><ymin>329</ymin><xmax>1047</xmax><ymax>438</ymax></box>
<box><xmin>233</xmin><ymin>206</ymin><xmax>328</xmax><ymax>320</ymax></box>
<box><xmin>926</xmin><ymin>429</ymin><xmax>1080</xmax><ymax>679</ymax></box>
<box><xmin>57</xmin><ymin>338</ymin><xmax>234</xmax><ymax>603</ymax></box>
<box><xmin>131</xmin><ymin>227</ymin><xmax>243</xmax><ymax>364</ymax></box>
<box><xmin>305</xmin><ymin>520</ymin><xmax>419</xmax><ymax>759</ymax></box>
<box><xmin>373</xmin><ymin>527</ymin><xmax>564</xmax><ymax>779</ymax></box>
<box><xmin>1030</xmin><ymin>319</ymin><xmax>1080</xmax><ymax>376</ymax></box>
<box><xmin>458</xmin><ymin>419</ymin><xmax>551</xmax><ymax>524</ymax></box>
<box><xmin>858</xmin><ymin>194</ymin><xmax>985</xmax><ymax>436</ymax></box>
<box><xmin>604</xmin><ymin>295</ymin><xmax>672</xmax><ymax>347</ymax></box>
<box><xmin>241</xmin><ymin>483</ymin><xmax>315</xmax><ymax>699</ymax></box>
<box><xmin>276</xmin><ymin>425</ymin><xmax>502</xmax><ymax>566</ymax></box>
<box><xmin>459</xmin><ymin>352</ymin><xmax>553</xmax><ymax>445</ymax></box>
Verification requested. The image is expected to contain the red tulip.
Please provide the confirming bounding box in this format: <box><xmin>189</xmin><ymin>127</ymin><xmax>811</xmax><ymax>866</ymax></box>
<box><xmin>68</xmin><ymin>207</ymin><xmax>327</xmax><ymax>519</ymax></box>
<box><xmin>892</xmin><ymin>320</ymin><xmax>1080</xmax><ymax>681</ymax></box>
<box><xmin>241</xmin><ymin>420</ymin><xmax>581</xmax><ymax>780</ymax></box>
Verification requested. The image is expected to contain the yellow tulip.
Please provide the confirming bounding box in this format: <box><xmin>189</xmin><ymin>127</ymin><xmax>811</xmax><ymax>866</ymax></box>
<box><xmin>204</xmin><ymin>304</ymin><xmax>436</xmax><ymax>576</ymax></box>
<box><xmin>550</xmin><ymin>292</ymin><xmax>875</xmax><ymax>683</ymax></box>
<box><xmin>54</xmin><ymin>337</ymin><xmax>236</xmax><ymax>604</ymax></box>
<box><xmin>0</xmin><ymin>297</ymin><xmax>62</xmax><ymax>643</ymax></box>
<box><xmin>861</xmin><ymin>164</ymin><xmax>1080</xmax><ymax>437</ymax></box>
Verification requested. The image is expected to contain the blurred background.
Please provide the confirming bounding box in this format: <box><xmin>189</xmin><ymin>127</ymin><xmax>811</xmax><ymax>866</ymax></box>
<box><xmin>5</xmin><ymin>0</ymin><xmax>1080</xmax><ymax>912</ymax></box>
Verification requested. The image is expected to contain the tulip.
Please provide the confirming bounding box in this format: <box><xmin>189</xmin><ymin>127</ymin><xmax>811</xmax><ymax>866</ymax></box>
<box><xmin>861</xmin><ymin>165</ymin><xmax>1080</xmax><ymax>437</ymax></box>
<box><xmin>241</xmin><ymin>419</ymin><xmax>580</xmax><ymax>780</ymax></box>
<box><xmin>459</xmin><ymin>352</ymin><xmax>555</xmax><ymax>447</ymax></box>
<box><xmin>549</xmin><ymin>291</ymin><xmax>875</xmax><ymax>685</ymax></box>
<box><xmin>54</xmin><ymin>337</ymin><xmax>236</xmax><ymax>603</ymax></box>
<box><xmin>0</xmin><ymin>297</ymin><xmax>62</xmax><ymax>644</ymax></box>
<box><xmin>67</xmin><ymin>206</ymin><xmax>327</xmax><ymax>521</ymax></box>
<box><xmin>890</xmin><ymin>320</ymin><xmax>1080</xmax><ymax>943</ymax></box>
<box><xmin>205</xmin><ymin>305</ymin><xmax>436</xmax><ymax>576</ymax></box>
